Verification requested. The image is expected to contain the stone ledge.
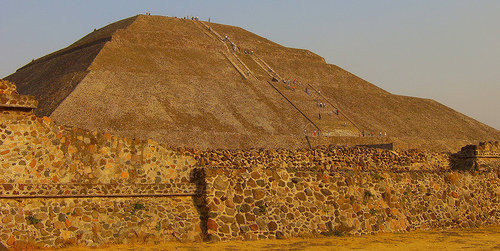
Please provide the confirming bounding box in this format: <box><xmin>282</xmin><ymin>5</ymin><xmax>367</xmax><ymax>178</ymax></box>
<box><xmin>0</xmin><ymin>93</ymin><xmax>38</xmax><ymax>109</ymax></box>
<box><xmin>454</xmin><ymin>141</ymin><xmax>500</xmax><ymax>159</ymax></box>
<box><xmin>0</xmin><ymin>183</ymin><xmax>197</xmax><ymax>198</ymax></box>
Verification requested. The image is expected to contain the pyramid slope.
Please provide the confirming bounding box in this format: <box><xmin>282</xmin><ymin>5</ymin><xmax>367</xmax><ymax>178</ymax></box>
<box><xmin>48</xmin><ymin>16</ymin><xmax>313</xmax><ymax>149</ymax></box>
<box><xmin>6</xmin><ymin>16</ymin><xmax>138</xmax><ymax>116</ymax></box>
<box><xmin>6</xmin><ymin>15</ymin><xmax>500</xmax><ymax>150</ymax></box>
<box><xmin>211</xmin><ymin>21</ymin><xmax>499</xmax><ymax>140</ymax></box>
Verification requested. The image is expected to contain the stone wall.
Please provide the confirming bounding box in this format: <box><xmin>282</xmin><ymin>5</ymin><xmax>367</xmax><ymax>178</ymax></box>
<box><xmin>0</xmin><ymin>108</ymin><xmax>202</xmax><ymax>248</ymax></box>
<box><xmin>0</xmin><ymin>110</ymin><xmax>195</xmax><ymax>188</ymax></box>
<box><xmin>191</xmin><ymin>139</ymin><xmax>498</xmax><ymax>241</ymax></box>
<box><xmin>204</xmin><ymin>167</ymin><xmax>499</xmax><ymax>240</ymax></box>
<box><xmin>1</xmin><ymin>79</ymin><xmax>499</xmax><ymax>248</ymax></box>
<box><xmin>456</xmin><ymin>141</ymin><xmax>500</xmax><ymax>158</ymax></box>
<box><xmin>452</xmin><ymin>141</ymin><xmax>500</xmax><ymax>171</ymax></box>
<box><xmin>0</xmin><ymin>79</ymin><xmax>37</xmax><ymax>109</ymax></box>
<box><xmin>0</xmin><ymin>80</ymin><xmax>202</xmax><ymax>249</ymax></box>
<box><xmin>1</xmin><ymin>197</ymin><xmax>198</xmax><ymax>248</ymax></box>
<box><xmin>189</xmin><ymin>146</ymin><xmax>449</xmax><ymax>171</ymax></box>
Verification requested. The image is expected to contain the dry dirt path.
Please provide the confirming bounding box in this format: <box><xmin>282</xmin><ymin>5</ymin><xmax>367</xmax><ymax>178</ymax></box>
<box><xmin>54</xmin><ymin>226</ymin><xmax>500</xmax><ymax>251</ymax></box>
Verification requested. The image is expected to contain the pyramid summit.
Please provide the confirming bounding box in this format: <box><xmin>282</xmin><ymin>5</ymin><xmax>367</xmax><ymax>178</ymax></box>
<box><xmin>5</xmin><ymin>15</ymin><xmax>500</xmax><ymax>150</ymax></box>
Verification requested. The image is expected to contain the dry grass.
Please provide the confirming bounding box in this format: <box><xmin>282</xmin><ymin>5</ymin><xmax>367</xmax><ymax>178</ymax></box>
<box><xmin>49</xmin><ymin>225</ymin><xmax>500</xmax><ymax>251</ymax></box>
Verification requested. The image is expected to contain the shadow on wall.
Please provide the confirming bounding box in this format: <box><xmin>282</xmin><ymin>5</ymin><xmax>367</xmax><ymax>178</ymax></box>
<box><xmin>449</xmin><ymin>141</ymin><xmax>500</xmax><ymax>171</ymax></box>
<box><xmin>190</xmin><ymin>168</ymin><xmax>210</xmax><ymax>241</ymax></box>
<box><xmin>449</xmin><ymin>154</ymin><xmax>477</xmax><ymax>171</ymax></box>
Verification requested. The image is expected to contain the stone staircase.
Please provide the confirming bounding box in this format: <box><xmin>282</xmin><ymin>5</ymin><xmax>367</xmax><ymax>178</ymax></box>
<box><xmin>193</xmin><ymin>20</ymin><xmax>360</xmax><ymax>137</ymax></box>
<box><xmin>248</xmin><ymin>55</ymin><xmax>360</xmax><ymax>137</ymax></box>
<box><xmin>194</xmin><ymin>20</ymin><xmax>255</xmax><ymax>80</ymax></box>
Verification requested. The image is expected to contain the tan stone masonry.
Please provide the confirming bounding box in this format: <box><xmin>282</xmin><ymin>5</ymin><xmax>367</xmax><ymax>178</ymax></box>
<box><xmin>0</xmin><ymin>80</ymin><xmax>498</xmax><ymax>248</ymax></box>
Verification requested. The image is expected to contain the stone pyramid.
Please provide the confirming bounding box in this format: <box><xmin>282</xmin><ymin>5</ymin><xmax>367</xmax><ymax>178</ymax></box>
<box><xmin>5</xmin><ymin>15</ymin><xmax>500</xmax><ymax>150</ymax></box>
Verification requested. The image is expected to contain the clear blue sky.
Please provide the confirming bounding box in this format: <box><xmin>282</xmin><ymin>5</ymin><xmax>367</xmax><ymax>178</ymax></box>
<box><xmin>1</xmin><ymin>0</ymin><xmax>499</xmax><ymax>130</ymax></box>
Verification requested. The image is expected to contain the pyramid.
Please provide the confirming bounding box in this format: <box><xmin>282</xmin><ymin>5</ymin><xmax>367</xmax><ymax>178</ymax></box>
<box><xmin>5</xmin><ymin>15</ymin><xmax>500</xmax><ymax>150</ymax></box>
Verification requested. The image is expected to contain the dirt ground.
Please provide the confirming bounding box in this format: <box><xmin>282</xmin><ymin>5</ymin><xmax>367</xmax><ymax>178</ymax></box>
<box><xmin>53</xmin><ymin>225</ymin><xmax>500</xmax><ymax>251</ymax></box>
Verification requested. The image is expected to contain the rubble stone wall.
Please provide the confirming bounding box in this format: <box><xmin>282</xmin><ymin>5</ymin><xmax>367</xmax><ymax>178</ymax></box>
<box><xmin>0</xmin><ymin>110</ymin><xmax>196</xmax><ymax>187</ymax></box>
<box><xmin>204</xmin><ymin>167</ymin><xmax>499</xmax><ymax>240</ymax></box>
<box><xmin>189</xmin><ymin>146</ymin><xmax>450</xmax><ymax>171</ymax></box>
<box><xmin>1</xmin><ymin>197</ymin><xmax>199</xmax><ymax>248</ymax></box>
<box><xmin>0</xmin><ymin>80</ymin><xmax>37</xmax><ymax>108</ymax></box>
<box><xmin>0</xmin><ymin>104</ymin><xmax>202</xmax><ymax>248</ymax></box>
<box><xmin>0</xmin><ymin>79</ymin><xmax>498</xmax><ymax>248</ymax></box>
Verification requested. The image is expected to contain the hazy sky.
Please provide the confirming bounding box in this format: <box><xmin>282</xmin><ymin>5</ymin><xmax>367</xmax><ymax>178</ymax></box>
<box><xmin>1</xmin><ymin>0</ymin><xmax>499</xmax><ymax>129</ymax></box>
